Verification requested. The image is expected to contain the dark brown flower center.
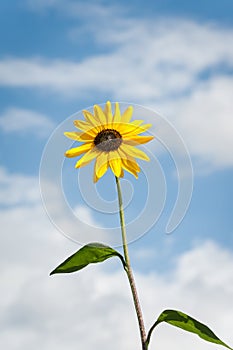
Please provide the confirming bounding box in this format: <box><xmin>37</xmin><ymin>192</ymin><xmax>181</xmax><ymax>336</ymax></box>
<box><xmin>94</xmin><ymin>129</ymin><xmax>122</xmax><ymax>151</ymax></box>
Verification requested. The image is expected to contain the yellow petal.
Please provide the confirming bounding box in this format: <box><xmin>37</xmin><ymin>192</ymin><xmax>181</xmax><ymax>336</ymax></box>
<box><xmin>122</xmin><ymin>158</ymin><xmax>139</xmax><ymax>179</ymax></box>
<box><xmin>82</xmin><ymin>110</ymin><xmax>102</xmax><ymax>129</ymax></box>
<box><xmin>95</xmin><ymin>152</ymin><xmax>109</xmax><ymax>178</ymax></box>
<box><xmin>118</xmin><ymin>149</ymin><xmax>140</xmax><ymax>171</ymax></box>
<box><xmin>104</xmin><ymin>101</ymin><xmax>113</xmax><ymax>125</ymax></box>
<box><xmin>113</xmin><ymin>102</ymin><xmax>121</xmax><ymax>123</ymax></box>
<box><xmin>65</xmin><ymin>143</ymin><xmax>92</xmax><ymax>158</ymax></box>
<box><xmin>120</xmin><ymin>144</ymin><xmax>150</xmax><ymax>161</ymax></box>
<box><xmin>123</xmin><ymin>135</ymin><xmax>154</xmax><ymax>145</ymax></box>
<box><xmin>137</xmin><ymin>123</ymin><xmax>152</xmax><ymax>134</ymax></box>
<box><xmin>93</xmin><ymin>171</ymin><xmax>99</xmax><ymax>183</ymax></box>
<box><xmin>131</xmin><ymin>120</ymin><xmax>144</xmax><ymax>126</ymax></box>
<box><xmin>74</xmin><ymin>120</ymin><xmax>98</xmax><ymax>136</ymax></box>
<box><xmin>124</xmin><ymin>156</ymin><xmax>140</xmax><ymax>172</ymax></box>
<box><xmin>94</xmin><ymin>105</ymin><xmax>107</xmax><ymax>125</ymax></box>
<box><xmin>132</xmin><ymin>123</ymin><xmax>152</xmax><ymax>135</ymax></box>
<box><xmin>64</xmin><ymin>131</ymin><xmax>93</xmax><ymax>142</ymax></box>
<box><xmin>64</xmin><ymin>131</ymin><xmax>82</xmax><ymax>141</ymax></box>
<box><xmin>118</xmin><ymin>123</ymin><xmax>152</xmax><ymax>136</ymax></box>
<box><xmin>108</xmin><ymin>151</ymin><xmax>122</xmax><ymax>177</ymax></box>
<box><xmin>117</xmin><ymin>147</ymin><xmax>129</xmax><ymax>162</ymax></box>
<box><xmin>121</xmin><ymin>106</ymin><xmax>133</xmax><ymax>123</ymax></box>
<box><xmin>75</xmin><ymin>149</ymin><xmax>99</xmax><ymax>168</ymax></box>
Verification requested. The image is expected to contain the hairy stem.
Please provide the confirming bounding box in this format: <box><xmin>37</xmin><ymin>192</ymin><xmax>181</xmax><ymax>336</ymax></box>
<box><xmin>115</xmin><ymin>176</ymin><xmax>147</xmax><ymax>350</ymax></box>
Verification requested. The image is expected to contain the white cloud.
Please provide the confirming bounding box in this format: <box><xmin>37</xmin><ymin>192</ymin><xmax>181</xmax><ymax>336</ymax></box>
<box><xmin>0</xmin><ymin>167</ymin><xmax>40</xmax><ymax>205</ymax></box>
<box><xmin>0</xmin><ymin>168</ymin><xmax>233</xmax><ymax>350</ymax></box>
<box><xmin>148</xmin><ymin>75</ymin><xmax>233</xmax><ymax>171</ymax></box>
<box><xmin>73</xmin><ymin>205</ymin><xmax>104</xmax><ymax>228</ymax></box>
<box><xmin>0</xmin><ymin>18</ymin><xmax>233</xmax><ymax>170</ymax></box>
<box><xmin>0</xmin><ymin>20</ymin><xmax>233</xmax><ymax>99</ymax></box>
<box><xmin>169</xmin><ymin>76</ymin><xmax>233</xmax><ymax>169</ymax></box>
<box><xmin>0</xmin><ymin>107</ymin><xmax>55</xmax><ymax>137</ymax></box>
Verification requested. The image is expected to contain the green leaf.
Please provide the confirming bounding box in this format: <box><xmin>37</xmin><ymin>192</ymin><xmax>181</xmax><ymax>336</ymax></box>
<box><xmin>146</xmin><ymin>309</ymin><xmax>232</xmax><ymax>349</ymax></box>
<box><xmin>50</xmin><ymin>242</ymin><xmax>126</xmax><ymax>275</ymax></box>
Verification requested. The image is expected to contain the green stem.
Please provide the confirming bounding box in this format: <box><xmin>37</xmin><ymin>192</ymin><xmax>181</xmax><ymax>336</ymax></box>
<box><xmin>115</xmin><ymin>176</ymin><xmax>147</xmax><ymax>350</ymax></box>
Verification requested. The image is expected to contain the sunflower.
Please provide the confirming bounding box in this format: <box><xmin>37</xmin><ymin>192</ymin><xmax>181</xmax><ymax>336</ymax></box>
<box><xmin>64</xmin><ymin>101</ymin><xmax>154</xmax><ymax>182</ymax></box>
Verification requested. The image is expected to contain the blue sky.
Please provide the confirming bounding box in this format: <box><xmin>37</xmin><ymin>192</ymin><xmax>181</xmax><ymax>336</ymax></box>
<box><xmin>0</xmin><ymin>1</ymin><xmax>233</xmax><ymax>350</ymax></box>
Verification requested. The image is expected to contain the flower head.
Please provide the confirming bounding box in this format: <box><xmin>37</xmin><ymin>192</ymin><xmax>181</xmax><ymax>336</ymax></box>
<box><xmin>64</xmin><ymin>101</ymin><xmax>154</xmax><ymax>182</ymax></box>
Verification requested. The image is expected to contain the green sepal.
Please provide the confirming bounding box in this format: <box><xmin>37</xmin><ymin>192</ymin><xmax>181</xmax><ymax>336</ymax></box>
<box><xmin>146</xmin><ymin>309</ymin><xmax>232</xmax><ymax>349</ymax></box>
<box><xmin>50</xmin><ymin>242</ymin><xmax>126</xmax><ymax>275</ymax></box>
